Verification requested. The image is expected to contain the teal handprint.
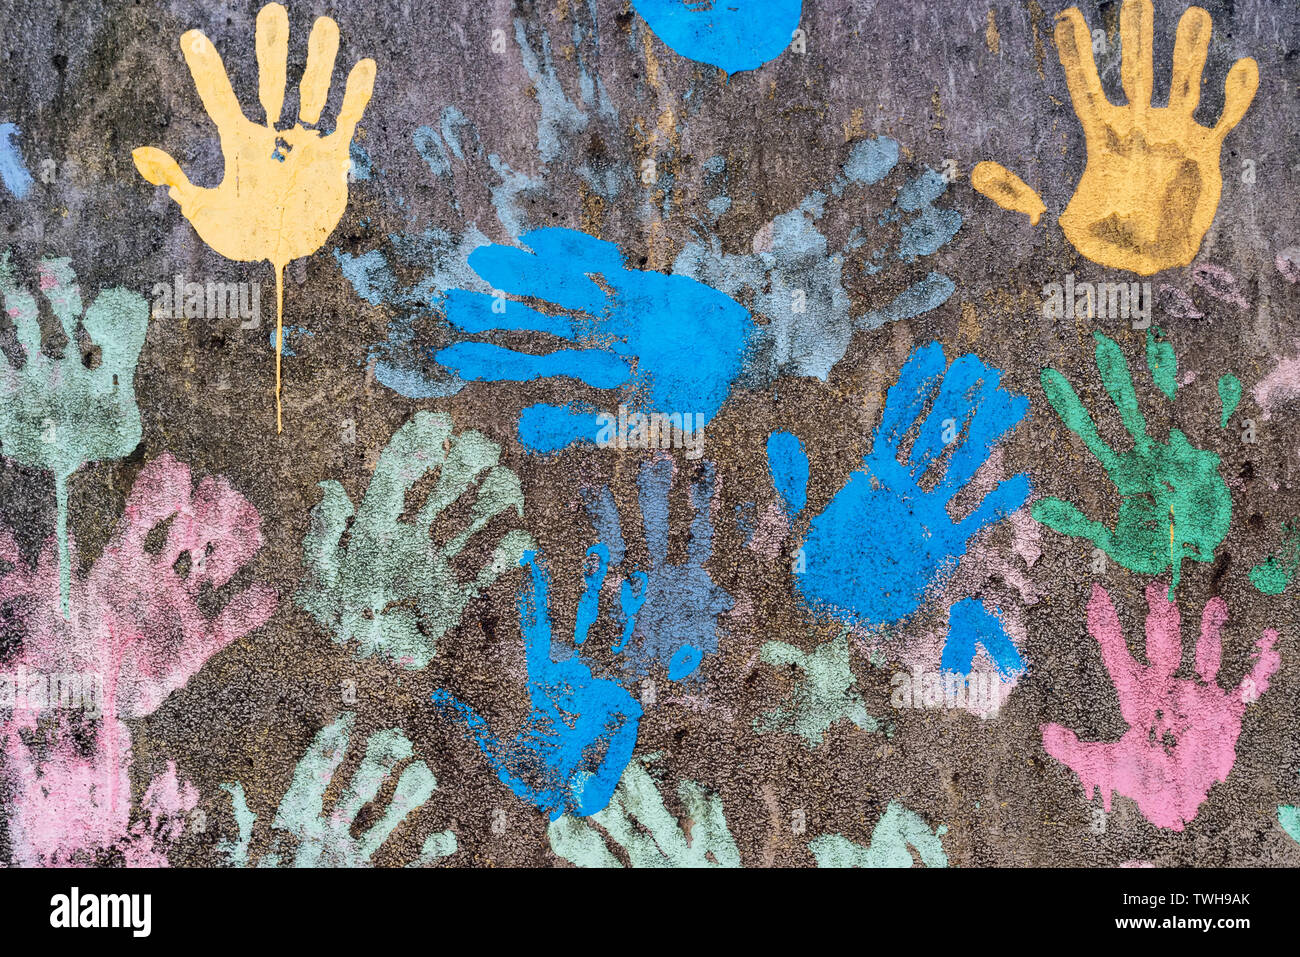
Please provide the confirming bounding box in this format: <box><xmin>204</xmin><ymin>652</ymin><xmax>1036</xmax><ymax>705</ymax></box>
<box><xmin>547</xmin><ymin>759</ymin><xmax>740</xmax><ymax>867</ymax></box>
<box><xmin>219</xmin><ymin>713</ymin><xmax>457</xmax><ymax>867</ymax></box>
<box><xmin>0</xmin><ymin>253</ymin><xmax>148</xmax><ymax>615</ymax></box>
<box><xmin>753</xmin><ymin>632</ymin><xmax>882</xmax><ymax>748</ymax></box>
<box><xmin>809</xmin><ymin>801</ymin><xmax>947</xmax><ymax>868</ymax></box>
<box><xmin>297</xmin><ymin>411</ymin><xmax>534</xmax><ymax>669</ymax></box>
<box><xmin>1033</xmin><ymin>330</ymin><xmax>1230</xmax><ymax>593</ymax></box>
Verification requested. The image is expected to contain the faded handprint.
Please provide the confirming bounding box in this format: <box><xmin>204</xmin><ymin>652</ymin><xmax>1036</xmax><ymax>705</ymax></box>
<box><xmin>0</xmin><ymin>455</ymin><xmax>277</xmax><ymax>864</ymax></box>
<box><xmin>809</xmin><ymin>801</ymin><xmax>948</xmax><ymax>868</ymax></box>
<box><xmin>132</xmin><ymin>2</ymin><xmax>376</xmax><ymax>431</ymax></box>
<box><xmin>1032</xmin><ymin>331</ymin><xmax>1229</xmax><ymax>595</ymax></box>
<box><xmin>219</xmin><ymin>713</ymin><xmax>457</xmax><ymax>867</ymax></box>
<box><xmin>1281</xmin><ymin>779</ymin><xmax>1300</xmax><ymax>844</ymax></box>
<box><xmin>435</xmin><ymin>228</ymin><xmax>754</xmax><ymax>453</ymax></box>
<box><xmin>547</xmin><ymin>758</ymin><xmax>739</xmax><ymax>867</ymax></box>
<box><xmin>432</xmin><ymin>550</ymin><xmax>643</xmax><ymax>821</ymax></box>
<box><xmin>578</xmin><ymin>457</ymin><xmax>733</xmax><ymax>679</ymax></box>
<box><xmin>972</xmin><ymin>0</ymin><xmax>1258</xmax><ymax>275</ymax></box>
<box><xmin>766</xmin><ymin>343</ymin><xmax>1029</xmax><ymax>628</ymax></box>
<box><xmin>676</xmin><ymin>140</ymin><xmax>962</xmax><ymax>385</ymax></box>
<box><xmin>297</xmin><ymin>411</ymin><xmax>533</xmax><ymax>670</ymax></box>
<box><xmin>1042</xmin><ymin>583</ymin><xmax>1279</xmax><ymax>831</ymax></box>
<box><xmin>0</xmin><ymin>253</ymin><xmax>148</xmax><ymax>616</ymax></box>
<box><xmin>753</xmin><ymin>632</ymin><xmax>881</xmax><ymax>748</ymax></box>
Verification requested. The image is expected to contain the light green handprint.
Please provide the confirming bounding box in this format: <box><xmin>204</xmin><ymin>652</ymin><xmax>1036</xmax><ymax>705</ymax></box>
<box><xmin>1250</xmin><ymin>520</ymin><xmax>1299</xmax><ymax>595</ymax></box>
<box><xmin>547</xmin><ymin>759</ymin><xmax>740</xmax><ymax>868</ymax></box>
<box><xmin>1281</xmin><ymin>789</ymin><xmax>1300</xmax><ymax>844</ymax></box>
<box><xmin>809</xmin><ymin>801</ymin><xmax>948</xmax><ymax>868</ymax></box>
<box><xmin>0</xmin><ymin>253</ymin><xmax>148</xmax><ymax>616</ymax></box>
<box><xmin>219</xmin><ymin>713</ymin><xmax>457</xmax><ymax>867</ymax></box>
<box><xmin>297</xmin><ymin>411</ymin><xmax>534</xmax><ymax>669</ymax></box>
<box><xmin>753</xmin><ymin>632</ymin><xmax>882</xmax><ymax>748</ymax></box>
<box><xmin>1033</xmin><ymin>329</ymin><xmax>1230</xmax><ymax>594</ymax></box>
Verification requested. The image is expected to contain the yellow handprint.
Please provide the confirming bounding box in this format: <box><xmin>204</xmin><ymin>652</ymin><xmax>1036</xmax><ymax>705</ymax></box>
<box><xmin>133</xmin><ymin>3</ymin><xmax>376</xmax><ymax>432</ymax></box>
<box><xmin>973</xmin><ymin>0</ymin><xmax>1258</xmax><ymax>276</ymax></box>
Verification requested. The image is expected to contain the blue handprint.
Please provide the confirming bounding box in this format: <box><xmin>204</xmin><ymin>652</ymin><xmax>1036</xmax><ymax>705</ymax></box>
<box><xmin>939</xmin><ymin>598</ymin><xmax>1025</xmax><ymax>678</ymax></box>
<box><xmin>431</xmin><ymin>550</ymin><xmax>643</xmax><ymax>820</ymax></box>
<box><xmin>768</xmin><ymin>343</ymin><xmax>1030</xmax><ymax>628</ymax></box>
<box><xmin>577</xmin><ymin>458</ymin><xmax>733</xmax><ymax>680</ymax></box>
<box><xmin>436</xmin><ymin>228</ymin><xmax>754</xmax><ymax>453</ymax></box>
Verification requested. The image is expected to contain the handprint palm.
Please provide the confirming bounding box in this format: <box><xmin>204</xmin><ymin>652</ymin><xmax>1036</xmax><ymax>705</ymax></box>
<box><xmin>432</xmin><ymin>550</ymin><xmax>643</xmax><ymax>821</ymax></box>
<box><xmin>437</xmin><ymin>228</ymin><xmax>754</xmax><ymax>453</ymax></box>
<box><xmin>973</xmin><ymin>0</ymin><xmax>1258</xmax><ymax>275</ymax></box>
<box><xmin>132</xmin><ymin>2</ymin><xmax>376</xmax><ymax>430</ymax></box>
<box><xmin>1032</xmin><ymin>331</ymin><xmax>1229</xmax><ymax>593</ymax></box>
<box><xmin>768</xmin><ymin>343</ymin><xmax>1029</xmax><ymax>628</ymax></box>
<box><xmin>1042</xmin><ymin>584</ymin><xmax>1278</xmax><ymax>831</ymax></box>
<box><xmin>297</xmin><ymin>411</ymin><xmax>533</xmax><ymax>670</ymax></box>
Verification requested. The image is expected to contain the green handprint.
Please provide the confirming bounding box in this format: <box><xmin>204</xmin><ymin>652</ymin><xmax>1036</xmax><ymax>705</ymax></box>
<box><xmin>219</xmin><ymin>713</ymin><xmax>457</xmax><ymax>867</ymax></box>
<box><xmin>547</xmin><ymin>759</ymin><xmax>740</xmax><ymax>868</ymax></box>
<box><xmin>753</xmin><ymin>632</ymin><xmax>883</xmax><ymax>748</ymax></box>
<box><xmin>1033</xmin><ymin>330</ymin><xmax>1230</xmax><ymax>594</ymax></box>
<box><xmin>297</xmin><ymin>411</ymin><xmax>534</xmax><ymax>669</ymax></box>
<box><xmin>0</xmin><ymin>253</ymin><xmax>148</xmax><ymax>616</ymax></box>
<box><xmin>809</xmin><ymin>801</ymin><xmax>948</xmax><ymax>868</ymax></box>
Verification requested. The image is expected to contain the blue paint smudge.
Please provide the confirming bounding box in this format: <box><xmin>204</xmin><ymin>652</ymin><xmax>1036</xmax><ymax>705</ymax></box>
<box><xmin>940</xmin><ymin>599</ymin><xmax>1025</xmax><ymax>677</ymax></box>
<box><xmin>786</xmin><ymin>343</ymin><xmax>1030</xmax><ymax>628</ymax></box>
<box><xmin>766</xmin><ymin>431</ymin><xmax>809</xmax><ymax>516</ymax></box>
<box><xmin>0</xmin><ymin>124</ymin><xmax>33</xmax><ymax>199</ymax></box>
<box><xmin>631</xmin><ymin>0</ymin><xmax>803</xmax><ymax>74</ymax></box>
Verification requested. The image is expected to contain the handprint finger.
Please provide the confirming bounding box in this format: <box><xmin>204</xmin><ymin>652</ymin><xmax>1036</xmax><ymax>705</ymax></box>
<box><xmin>766</xmin><ymin>432</ymin><xmax>809</xmax><ymax>518</ymax></box>
<box><xmin>357</xmin><ymin>758</ymin><xmax>437</xmax><ymax>863</ymax></box>
<box><xmin>573</xmin><ymin>544</ymin><xmax>610</xmax><ymax>646</ymax></box>
<box><xmin>613</xmin><ymin>572</ymin><xmax>647</xmax><ymax>653</ymax></box>
<box><xmin>467</xmin><ymin>528</ymin><xmax>534</xmax><ymax>599</ymax></box>
<box><xmin>909</xmin><ymin>354</ymin><xmax>985</xmax><ymax>474</ymax></box>
<box><xmin>1040</xmin><ymin>368</ymin><xmax>1120</xmax><ymax>471</ymax></box>
<box><xmin>0</xmin><ymin>253</ymin><xmax>43</xmax><ymax>362</ymax></box>
<box><xmin>414</xmin><ymin>427</ymin><xmax>498</xmax><ymax>530</ymax></box>
<box><xmin>255</xmin><ymin>3</ymin><xmax>290</xmax><ymax>127</ymax></box>
<box><xmin>638</xmin><ymin>458</ymin><xmax>673</xmax><ymax>570</ymax></box>
<box><xmin>1213</xmin><ymin>57</ymin><xmax>1260</xmax><ymax>141</ymax></box>
<box><xmin>298</xmin><ymin>16</ymin><xmax>340</xmax><ymax>126</ymax></box>
<box><xmin>582</xmin><ymin>485</ymin><xmax>627</xmax><ymax>565</ymax></box>
<box><xmin>1084</xmin><ymin>584</ymin><xmax>1143</xmax><ymax>726</ymax></box>
<box><xmin>1141</xmin><ymin>583</ymin><xmax>1181</xmax><ymax>680</ymax></box>
<box><xmin>938</xmin><ymin>387</ymin><xmax>1029</xmax><ymax>501</ymax></box>
<box><xmin>1041</xmin><ymin>723</ymin><xmax>1109</xmax><ymax>804</ymax></box>
<box><xmin>334</xmin><ymin>728</ymin><xmax>415</xmax><ymax>830</ymax></box>
<box><xmin>870</xmin><ymin>342</ymin><xmax>946</xmax><ymax>465</ymax></box>
<box><xmin>177</xmin><ymin>475</ymin><xmax>265</xmax><ymax>588</ymax></box>
<box><xmin>1030</xmin><ymin>497</ymin><xmax>1113</xmax><ymax>556</ymax></box>
<box><xmin>35</xmin><ymin>260</ymin><xmax>83</xmax><ymax>344</ymax></box>
<box><xmin>1194</xmin><ymin>595</ymin><xmax>1227</xmax><ymax>684</ymax></box>
<box><xmin>1053</xmin><ymin>8</ymin><xmax>1109</xmax><ymax>136</ymax></box>
<box><xmin>445</xmin><ymin>289</ymin><xmax>577</xmax><ymax>337</ymax></box>
<box><xmin>333</xmin><ymin>58</ymin><xmax>377</xmax><ymax>145</ymax></box>
<box><xmin>439</xmin><ymin>465</ymin><xmax>524</xmax><ymax>558</ymax></box>
<box><xmin>1168</xmin><ymin>6</ymin><xmax>1212</xmax><ymax>116</ymax></box>
<box><xmin>1236</xmin><ymin>630</ymin><xmax>1279</xmax><ymax>704</ymax></box>
<box><xmin>957</xmin><ymin>473</ymin><xmax>1030</xmax><ymax>540</ymax></box>
<box><xmin>352</xmin><ymin>411</ymin><xmax>451</xmax><ymax>537</ymax></box>
<box><xmin>130</xmin><ymin>147</ymin><xmax>201</xmax><ymax>211</ymax></box>
<box><xmin>467</xmin><ymin>234</ymin><xmax>617</xmax><ymax>315</ymax></box>
<box><xmin>299</xmin><ymin>480</ymin><xmax>355</xmax><ymax>592</ymax></box>
<box><xmin>273</xmin><ymin>713</ymin><xmax>355</xmax><ymax>832</ymax></box>
<box><xmin>687</xmin><ymin>463</ymin><xmax>718</xmax><ymax>570</ymax></box>
<box><xmin>435</xmin><ymin>342</ymin><xmax>632</xmax><ymax>389</ymax></box>
<box><xmin>81</xmin><ymin>288</ymin><xmax>149</xmax><ymax>394</ymax></box>
<box><xmin>180</xmin><ymin>29</ymin><xmax>246</xmax><ymax>133</ymax></box>
<box><xmin>1094</xmin><ymin>332</ymin><xmax>1149</xmax><ymax>446</ymax></box>
<box><xmin>1119</xmin><ymin>0</ymin><xmax>1155</xmax><ymax>114</ymax></box>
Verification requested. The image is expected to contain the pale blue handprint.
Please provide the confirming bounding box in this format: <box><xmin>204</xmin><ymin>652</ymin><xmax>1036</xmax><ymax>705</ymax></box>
<box><xmin>768</xmin><ymin>343</ymin><xmax>1030</xmax><ymax>628</ymax></box>
<box><xmin>435</xmin><ymin>228</ymin><xmax>754</xmax><ymax>453</ymax></box>
<box><xmin>577</xmin><ymin>458</ymin><xmax>733</xmax><ymax>679</ymax></box>
<box><xmin>431</xmin><ymin>550</ymin><xmax>643</xmax><ymax>821</ymax></box>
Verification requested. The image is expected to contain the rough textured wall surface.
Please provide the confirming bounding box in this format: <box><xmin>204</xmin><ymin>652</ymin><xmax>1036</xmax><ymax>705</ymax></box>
<box><xmin>0</xmin><ymin>0</ymin><xmax>1298</xmax><ymax>868</ymax></box>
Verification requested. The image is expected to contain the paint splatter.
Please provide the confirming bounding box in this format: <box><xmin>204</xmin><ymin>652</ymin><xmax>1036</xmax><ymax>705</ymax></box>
<box><xmin>753</xmin><ymin>632</ymin><xmax>881</xmax><ymax>747</ymax></box>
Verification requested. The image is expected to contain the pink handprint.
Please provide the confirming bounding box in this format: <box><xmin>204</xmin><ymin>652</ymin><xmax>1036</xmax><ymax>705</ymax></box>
<box><xmin>1042</xmin><ymin>583</ymin><xmax>1279</xmax><ymax>831</ymax></box>
<box><xmin>1</xmin><ymin>454</ymin><xmax>276</xmax><ymax>864</ymax></box>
